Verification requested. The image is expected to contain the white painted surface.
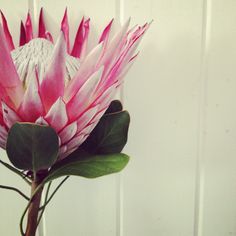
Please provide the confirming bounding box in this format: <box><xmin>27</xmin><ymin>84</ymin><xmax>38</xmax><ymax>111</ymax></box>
<box><xmin>122</xmin><ymin>1</ymin><xmax>202</xmax><ymax>235</ymax></box>
<box><xmin>0</xmin><ymin>2</ymin><xmax>30</xmax><ymax>235</ymax></box>
<box><xmin>0</xmin><ymin>0</ymin><xmax>235</xmax><ymax>236</ymax></box>
<box><xmin>199</xmin><ymin>1</ymin><xmax>236</xmax><ymax>236</ymax></box>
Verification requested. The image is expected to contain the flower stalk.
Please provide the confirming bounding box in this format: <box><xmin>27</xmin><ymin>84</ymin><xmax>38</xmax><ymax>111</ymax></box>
<box><xmin>24</xmin><ymin>178</ymin><xmax>44</xmax><ymax>236</ymax></box>
<box><xmin>0</xmin><ymin>7</ymin><xmax>147</xmax><ymax>235</ymax></box>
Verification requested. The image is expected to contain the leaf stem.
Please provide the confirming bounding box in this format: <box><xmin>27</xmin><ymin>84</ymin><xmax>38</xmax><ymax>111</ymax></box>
<box><xmin>39</xmin><ymin>176</ymin><xmax>69</xmax><ymax>211</ymax></box>
<box><xmin>37</xmin><ymin>181</ymin><xmax>52</xmax><ymax>227</ymax></box>
<box><xmin>0</xmin><ymin>159</ymin><xmax>31</xmax><ymax>185</ymax></box>
<box><xmin>0</xmin><ymin>184</ymin><xmax>30</xmax><ymax>201</ymax></box>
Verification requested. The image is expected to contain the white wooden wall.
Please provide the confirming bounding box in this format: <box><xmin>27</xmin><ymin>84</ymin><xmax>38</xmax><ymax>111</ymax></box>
<box><xmin>0</xmin><ymin>0</ymin><xmax>236</xmax><ymax>235</ymax></box>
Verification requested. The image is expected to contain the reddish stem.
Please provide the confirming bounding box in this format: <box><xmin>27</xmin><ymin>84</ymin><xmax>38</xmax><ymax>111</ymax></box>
<box><xmin>25</xmin><ymin>180</ymin><xmax>43</xmax><ymax>236</ymax></box>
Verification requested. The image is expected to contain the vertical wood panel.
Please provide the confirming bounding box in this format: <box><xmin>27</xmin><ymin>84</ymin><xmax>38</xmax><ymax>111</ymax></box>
<box><xmin>193</xmin><ymin>0</ymin><xmax>211</xmax><ymax>235</ymax></box>
<box><xmin>0</xmin><ymin>1</ymin><xmax>236</xmax><ymax>236</ymax></box>
<box><xmin>36</xmin><ymin>1</ymin><xmax>119</xmax><ymax>235</ymax></box>
<box><xmin>122</xmin><ymin>1</ymin><xmax>203</xmax><ymax>235</ymax></box>
<box><xmin>200</xmin><ymin>1</ymin><xmax>236</xmax><ymax>235</ymax></box>
<box><xmin>0</xmin><ymin>150</ymin><xmax>29</xmax><ymax>235</ymax></box>
<box><xmin>0</xmin><ymin>1</ymin><xmax>29</xmax><ymax>235</ymax></box>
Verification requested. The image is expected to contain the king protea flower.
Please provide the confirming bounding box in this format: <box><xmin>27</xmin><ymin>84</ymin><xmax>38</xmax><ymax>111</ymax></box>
<box><xmin>0</xmin><ymin>9</ymin><xmax>149</xmax><ymax>160</ymax></box>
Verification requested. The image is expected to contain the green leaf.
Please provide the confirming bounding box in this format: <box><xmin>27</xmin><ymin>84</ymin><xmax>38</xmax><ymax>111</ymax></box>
<box><xmin>81</xmin><ymin>111</ymin><xmax>130</xmax><ymax>154</ymax></box>
<box><xmin>105</xmin><ymin>100</ymin><xmax>123</xmax><ymax>114</ymax></box>
<box><xmin>6</xmin><ymin>122</ymin><xmax>59</xmax><ymax>172</ymax></box>
<box><xmin>44</xmin><ymin>151</ymin><xmax>129</xmax><ymax>182</ymax></box>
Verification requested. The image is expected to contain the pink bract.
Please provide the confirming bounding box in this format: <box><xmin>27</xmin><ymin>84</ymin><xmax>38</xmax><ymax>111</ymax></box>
<box><xmin>0</xmin><ymin>8</ymin><xmax>149</xmax><ymax>159</ymax></box>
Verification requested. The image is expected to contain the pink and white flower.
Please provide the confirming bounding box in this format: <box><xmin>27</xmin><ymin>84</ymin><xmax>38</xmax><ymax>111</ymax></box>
<box><xmin>0</xmin><ymin>9</ymin><xmax>149</xmax><ymax>159</ymax></box>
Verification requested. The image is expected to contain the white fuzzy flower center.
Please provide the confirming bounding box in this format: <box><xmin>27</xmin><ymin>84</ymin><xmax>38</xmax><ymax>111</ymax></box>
<box><xmin>11</xmin><ymin>38</ymin><xmax>80</xmax><ymax>87</ymax></box>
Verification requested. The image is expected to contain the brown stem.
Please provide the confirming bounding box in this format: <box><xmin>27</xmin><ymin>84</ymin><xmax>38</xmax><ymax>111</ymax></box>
<box><xmin>25</xmin><ymin>180</ymin><xmax>43</xmax><ymax>236</ymax></box>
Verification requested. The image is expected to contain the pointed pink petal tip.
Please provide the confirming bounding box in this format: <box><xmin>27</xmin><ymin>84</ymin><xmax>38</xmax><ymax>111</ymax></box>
<box><xmin>19</xmin><ymin>21</ymin><xmax>26</xmax><ymax>46</ymax></box>
<box><xmin>38</xmin><ymin>7</ymin><xmax>46</xmax><ymax>38</ymax></box>
<box><xmin>0</xmin><ymin>11</ymin><xmax>14</xmax><ymax>50</ymax></box>
<box><xmin>25</xmin><ymin>12</ymin><xmax>33</xmax><ymax>43</ymax></box>
<box><xmin>45</xmin><ymin>97</ymin><xmax>68</xmax><ymax>132</ymax></box>
<box><xmin>71</xmin><ymin>16</ymin><xmax>90</xmax><ymax>59</ymax></box>
<box><xmin>98</xmin><ymin>18</ymin><xmax>114</xmax><ymax>43</ymax></box>
<box><xmin>61</xmin><ymin>7</ymin><xmax>70</xmax><ymax>52</ymax></box>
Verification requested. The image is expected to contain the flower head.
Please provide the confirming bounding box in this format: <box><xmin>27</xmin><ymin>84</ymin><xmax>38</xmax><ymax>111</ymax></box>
<box><xmin>0</xmin><ymin>9</ymin><xmax>149</xmax><ymax>159</ymax></box>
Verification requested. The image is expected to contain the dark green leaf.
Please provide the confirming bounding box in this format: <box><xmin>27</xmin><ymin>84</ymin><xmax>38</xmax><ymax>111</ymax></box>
<box><xmin>6</xmin><ymin>122</ymin><xmax>59</xmax><ymax>172</ymax></box>
<box><xmin>81</xmin><ymin>111</ymin><xmax>130</xmax><ymax>154</ymax></box>
<box><xmin>105</xmin><ymin>100</ymin><xmax>123</xmax><ymax>114</ymax></box>
<box><xmin>44</xmin><ymin>152</ymin><xmax>129</xmax><ymax>182</ymax></box>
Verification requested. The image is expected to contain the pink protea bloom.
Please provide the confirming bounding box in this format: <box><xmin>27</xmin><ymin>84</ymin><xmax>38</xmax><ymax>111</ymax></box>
<box><xmin>0</xmin><ymin>9</ymin><xmax>149</xmax><ymax>159</ymax></box>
